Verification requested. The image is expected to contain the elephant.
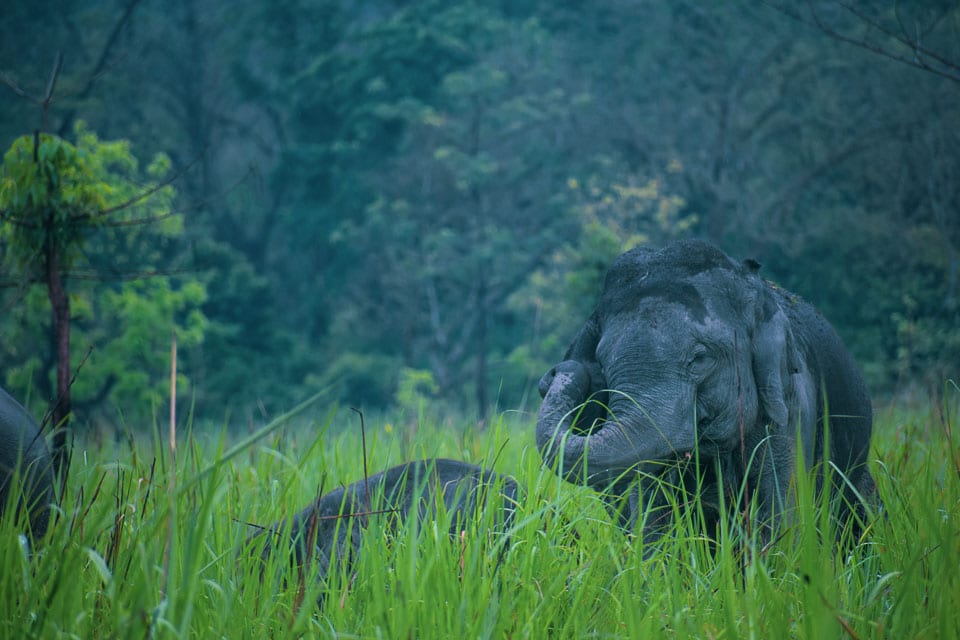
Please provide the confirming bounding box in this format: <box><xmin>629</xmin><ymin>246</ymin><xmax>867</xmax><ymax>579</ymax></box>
<box><xmin>536</xmin><ymin>240</ymin><xmax>878</xmax><ymax>547</ymax></box>
<box><xmin>1</xmin><ymin>386</ymin><xmax>54</xmax><ymax>539</ymax></box>
<box><xmin>250</xmin><ymin>458</ymin><xmax>519</xmax><ymax>604</ymax></box>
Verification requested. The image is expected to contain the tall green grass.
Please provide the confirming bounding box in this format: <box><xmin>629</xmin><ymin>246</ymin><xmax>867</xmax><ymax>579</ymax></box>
<box><xmin>1</xmin><ymin>387</ymin><xmax>958</xmax><ymax>638</ymax></box>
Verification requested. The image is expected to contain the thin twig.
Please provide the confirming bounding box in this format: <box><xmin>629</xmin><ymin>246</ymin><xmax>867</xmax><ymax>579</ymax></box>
<box><xmin>98</xmin><ymin>158</ymin><xmax>201</xmax><ymax>217</ymax></box>
<box><xmin>764</xmin><ymin>0</ymin><xmax>960</xmax><ymax>84</ymax></box>
<box><xmin>40</xmin><ymin>52</ymin><xmax>63</xmax><ymax>130</ymax></box>
<box><xmin>351</xmin><ymin>407</ymin><xmax>372</xmax><ymax>514</ymax></box>
<box><xmin>0</xmin><ymin>70</ymin><xmax>33</xmax><ymax>101</ymax></box>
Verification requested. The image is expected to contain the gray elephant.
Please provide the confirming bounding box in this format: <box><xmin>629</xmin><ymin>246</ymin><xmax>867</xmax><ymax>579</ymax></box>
<box><xmin>1</xmin><ymin>386</ymin><xmax>54</xmax><ymax>539</ymax></box>
<box><xmin>536</xmin><ymin>240</ymin><xmax>878</xmax><ymax>546</ymax></box>
<box><xmin>251</xmin><ymin>458</ymin><xmax>519</xmax><ymax>603</ymax></box>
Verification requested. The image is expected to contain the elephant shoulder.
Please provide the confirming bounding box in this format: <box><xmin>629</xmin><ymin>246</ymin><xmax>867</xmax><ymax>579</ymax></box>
<box><xmin>772</xmin><ymin>286</ymin><xmax>873</xmax><ymax>427</ymax></box>
<box><xmin>774</xmin><ymin>288</ymin><xmax>844</xmax><ymax>361</ymax></box>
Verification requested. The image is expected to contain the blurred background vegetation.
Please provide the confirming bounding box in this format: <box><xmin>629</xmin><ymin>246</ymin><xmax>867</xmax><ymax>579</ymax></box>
<box><xmin>1</xmin><ymin>0</ymin><xmax>957</xmax><ymax>432</ymax></box>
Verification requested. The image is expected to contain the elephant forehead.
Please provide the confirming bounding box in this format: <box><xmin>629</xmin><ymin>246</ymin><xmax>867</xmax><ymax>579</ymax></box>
<box><xmin>607</xmin><ymin>240</ymin><xmax>737</xmax><ymax>284</ymax></box>
<box><xmin>598</xmin><ymin>300</ymin><xmax>740</xmax><ymax>366</ymax></box>
<box><xmin>604</xmin><ymin>261</ymin><xmax>754</xmax><ymax>325</ymax></box>
<box><xmin>602</xmin><ymin>280</ymin><xmax>710</xmax><ymax>323</ymax></box>
<box><xmin>599</xmin><ymin>309</ymin><xmax>696</xmax><ymax>364</ymax></box>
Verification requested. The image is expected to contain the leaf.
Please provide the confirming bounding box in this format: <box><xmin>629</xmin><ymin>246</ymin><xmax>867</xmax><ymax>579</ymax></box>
<box><xmin>85</xmin><ymin>548</ymin><xmax>113</xmax><ymax>585</ymax></box>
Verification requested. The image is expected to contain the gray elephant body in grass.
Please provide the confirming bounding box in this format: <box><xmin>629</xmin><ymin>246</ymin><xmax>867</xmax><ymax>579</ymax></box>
<box><xmin>536</xmin><ymin>240</ymin><xmax>878</xmax><ymax>546</ymax></box>
<box><xmin>0</xmin><ymin>386</ymin><xmax>54</xmax><ymax>539</ymax></box>
<box><xmin>252</xmin><ymin>458</ymin><xmax>519</xmax><ymax>603</ymax></box>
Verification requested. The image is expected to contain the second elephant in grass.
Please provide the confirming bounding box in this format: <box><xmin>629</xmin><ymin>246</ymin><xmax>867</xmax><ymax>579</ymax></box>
<box><xmin>251</xmin><ymin>458</ymin><xmax>519</xmax><ymax>601</ymax></box>
<box><xmin>1</xmin><ymin>386</ymin><xmax>54</xmax><ymax>540</ymax></box>
<box><xmin>536</xmin><ymin>240</ymin><xmax>879</xmax><ymax>546</ymax></box>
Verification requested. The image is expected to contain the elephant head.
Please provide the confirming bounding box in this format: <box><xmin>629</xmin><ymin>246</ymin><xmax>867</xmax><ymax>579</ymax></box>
<box><xmin>536</xmin><ymin>241</ymin><xmax>833</xmax><ymax>534</ymax></box>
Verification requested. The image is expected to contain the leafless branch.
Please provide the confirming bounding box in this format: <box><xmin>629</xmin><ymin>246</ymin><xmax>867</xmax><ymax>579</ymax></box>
<box><xmin>95</xmin><ymin>210</ymin><xmax>183</xmax><ymax>228</ymax></box>
<box><xmin>62</xmin><ymin>266</ymin><xmax>196</xmax><ymax>282</ymax></box>
<box><xmin>2</xmin><ymin>204</ymin><xmax>185</xmax><ymax>230</ymax></box>
<box><xmin>56</xmin><ymin>0</ymin><xmax>145</xmax><ymax>137</ymax></box>
<box><xmin>764</xmin><ymin>0</ymin><xmax>960</xmax><ymax>85</ymax></box>
<box><xmin>757</xmin><ymin>136</ymin><xmax>872</xmax><ymax>223</ymax></box>
<box><xmin>37</xmin><ymin>53</ymin><xmax>65</xmax><ymax>132</ymax></box>
<box><xmin>1</xmin><ymin>266</ymin><xmax>197</xmax><ymax>287</ymax></box>
<box><xmin>0</xmin><ymin>70</ymin><xmax>33</xmax><ymax>101</ymax></box>
<box><xmin>99</xmin><ymin>157</ymin><xmax>200</xmax><ymax>216</ymax></box>
<box><xmin>835</xmin><ymin>0</ymin><xmax>960</xmax><ymax>73</ymax></box>
<box><xmin>0</xmin><ymin>208</ymin><xmax>39</xmax><ymax>228</ymax></box>
<box><xmin>42</xmin><ymin>52</ymin><xmax>62</xmax><ymax>105</ymax></box>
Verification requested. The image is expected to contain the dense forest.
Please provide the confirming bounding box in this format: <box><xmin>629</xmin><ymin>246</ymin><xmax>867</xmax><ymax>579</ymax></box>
<box><xmin>1</xmin><ymin>0</ymin><xmax>957</xmax><ymax>432</ymax></box>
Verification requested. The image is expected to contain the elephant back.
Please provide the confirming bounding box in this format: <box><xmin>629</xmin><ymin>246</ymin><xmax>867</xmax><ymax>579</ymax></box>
<box><xmin>0</xmin><ymin>387</ymin><xmax>54</xmax><ymax>539</ymax></box>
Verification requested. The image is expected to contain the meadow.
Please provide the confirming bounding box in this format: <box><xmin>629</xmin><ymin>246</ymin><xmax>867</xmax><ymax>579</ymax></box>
<box><xmin>2</xmin><ymin>385</ymin><xmax>958</xmax><ymax>639</ymax></box>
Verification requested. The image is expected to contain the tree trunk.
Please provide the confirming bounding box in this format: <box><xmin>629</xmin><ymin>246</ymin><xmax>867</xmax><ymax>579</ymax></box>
<box><xmin>45</xmin><ymin>219</ymin><xmax>71</xmax><ymax>483</ymax></box>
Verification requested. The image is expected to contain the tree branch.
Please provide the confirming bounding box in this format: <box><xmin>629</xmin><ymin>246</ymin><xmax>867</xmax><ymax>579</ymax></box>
<box><xmin>763</xmin><ymin>0</ymin><xmax>960</xmax><ymax>85</ymax></box>
<box><xmin>56</xmin><ymin>0</ymin><xmax>145</xmax><ymax>137</ymax></box>
<box><xmin>835</xmin><ymin>0</ymin><xmax>960</xmax><ymax>73</ymax></box>
<box><xmin>62</xmin><ymin>266</ymin><xmax>196</xmax><ymax>282</ymax></box>
<box><xmin>98</xmin><ymin>156</ymin><xmax>200</xmax><ymax>216</ymax></box>
<box><xmin>0</xmin><ymin>70</ymin><xmax>35</xmax><ymax>102</ymax></box>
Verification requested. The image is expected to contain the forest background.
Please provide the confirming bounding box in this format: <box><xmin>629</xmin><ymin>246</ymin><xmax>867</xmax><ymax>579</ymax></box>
<box><xmin>1</xmin><ymin>0</ymin><xmax>957</xmax><ymax>433</ymax></box>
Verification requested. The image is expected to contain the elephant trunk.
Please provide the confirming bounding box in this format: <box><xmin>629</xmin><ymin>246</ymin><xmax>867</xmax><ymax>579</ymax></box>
<box><xmin>536</xmin><ymin>362</ymin><xmax>687</xmax><ymax>490</ymax></box>
<box><xmin>535</xmin><ymin>360</ymin><xmax>595</xmax><ymax>483</ymax></box>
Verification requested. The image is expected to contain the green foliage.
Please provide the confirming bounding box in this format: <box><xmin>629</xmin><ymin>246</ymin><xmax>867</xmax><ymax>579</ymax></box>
<box><xmin>1</xmin><ymin>394</ymin><xmax>958</xmax><ymax>637</ymax></box>
<box><xmin>2</xmin><ymin>128</ymin><xmax>111</xmax><ymax>268</ymax></box>
<box><xmin>179</xmin><ymin>239</ymin><xmax>319</xmax><ymax>425</ymax></box>
<box><xmin>78</xmin><ymin>278</ymin><xmax>206</xmax><ymax>420</ymax></box>
<box><xmin>1</xmin><ymin>277</ymin><xmax>207</xmax><ymax>426</ymax></box>
<box><xmin>0</xmin><ymin>123</ymin><xmax>206</xmax><ymax>426</ymax></box>
<box><xmin>395</xmin><ymin>367</ymin><xmax>439</xmax><ymax>414</ymax></box>
<box><xmin>316</xmin><ymin>352</ymin><xmax>403</xmax><ymax>410</ymax></box>
<box><xmin>2</xmin><ymin>0</ymin><xmax>959</xmax><ymax>421</ymax></box>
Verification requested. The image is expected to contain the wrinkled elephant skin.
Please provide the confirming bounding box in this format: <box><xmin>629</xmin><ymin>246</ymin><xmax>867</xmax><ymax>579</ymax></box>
<box><xmin>536</xmin><ymin>240</ymin><xmax>878</xmax><ymax>543</ymax></box>
<box><xmin>0</xmin><ymin>387</ymin><xmax>54</xmax><ymax>539</ymax></box>
<box><xmin>250</xmin><ymin>458</ymin><xmax>519</xmax><ymax>605</ymax></box>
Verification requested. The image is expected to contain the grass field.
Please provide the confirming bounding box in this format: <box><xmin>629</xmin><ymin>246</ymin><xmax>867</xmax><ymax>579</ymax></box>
<box><xmin>2</xmin><ymin>386</ymin><xmax>958</xmax><ymax>639</ymax></box>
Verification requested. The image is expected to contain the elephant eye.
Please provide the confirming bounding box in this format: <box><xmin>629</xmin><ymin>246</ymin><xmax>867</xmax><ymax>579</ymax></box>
<box><xmin>689</xmin><ymin>345</ymin><xmax>714</xmax><ymax>372</ymax></box>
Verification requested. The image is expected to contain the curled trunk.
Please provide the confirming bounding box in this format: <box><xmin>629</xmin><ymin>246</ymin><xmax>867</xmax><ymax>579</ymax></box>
<box><xmin>535</xmin><ymin>360</ymin><xmax>595</xmax><ymax>483</ymax></box>
<box><xmin>536</xmin><ymin>361</ymin><xmax>687</xmax><ymax>491</ymax></box>
<box><xmin>535</xmin><ymin>362</ymin><xmax>629</xmax><ymax>488</ymax></box>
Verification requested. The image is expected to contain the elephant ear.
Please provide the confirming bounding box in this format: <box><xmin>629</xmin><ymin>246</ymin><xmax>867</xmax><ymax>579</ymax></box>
<box><xmin>563</xmin><ymin>314</ymin><xmax>601</xmax><ymax>362</ymax></box>
<box><xmin>539</xmin><ymin>314</ymin><xmax>604</xmax><ymax>401</ymax></box>
<box><xmin>750</xmin><ymin>297</ymin><xmax>799</xmax><ymax>430</ymax></box>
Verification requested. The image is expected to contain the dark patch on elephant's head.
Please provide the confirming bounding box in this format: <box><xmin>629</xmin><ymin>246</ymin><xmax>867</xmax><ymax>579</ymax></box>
<box><xmin>605</xmin><ymin>241</ymin><xmax>737</xmax><ymax>285</ymax></box>
<box><xmin>602</xmin><ymin>278</ymin><xmax>708</xmax><ymax>324</ymax></box>
<box><xmin>599</xmin><ymin>241</ymin><xmax>737</xmax><ymax>323</ymax></box>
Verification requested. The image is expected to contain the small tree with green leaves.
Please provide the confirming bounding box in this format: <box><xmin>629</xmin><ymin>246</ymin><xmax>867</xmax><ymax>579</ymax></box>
<box><xmin>0</xmin><ymin>121</ymin><xmax>200</xmax><ymax>477</ymax></box>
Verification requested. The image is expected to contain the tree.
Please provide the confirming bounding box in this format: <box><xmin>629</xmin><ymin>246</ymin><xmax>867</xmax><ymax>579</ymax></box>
<box><xmin>4</xmin><ymin>0</ymin><xmax>955</xmax><ymax>412</ymax></box>
<box><xmin>0</xmin><ymin>121</ymin><xmax>203</xmax><ymax>470</ymax></box>
<box><xmin>769</xmin><ymin>0</ymin><xmax>960</xmax><ymax>86</ymax></box>
<box><xmin>748</xmin><ymin>0</ymin><xmax>960</xmax><ymax>392</ymax></box>
<box><xmin>302</xmin><ymin>3</ymin><xmax>584</xmax><ymax>417</ymax></box>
